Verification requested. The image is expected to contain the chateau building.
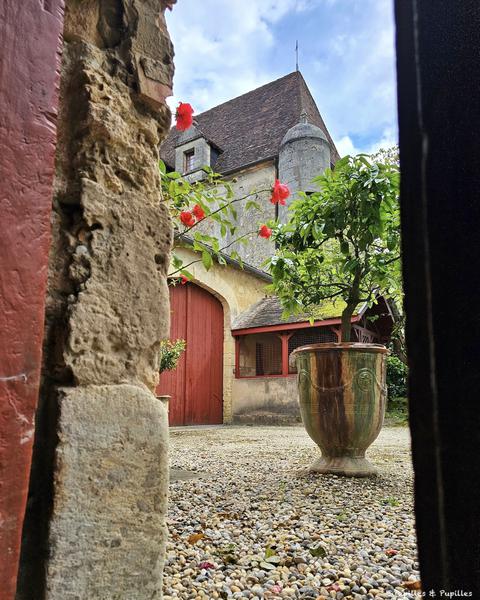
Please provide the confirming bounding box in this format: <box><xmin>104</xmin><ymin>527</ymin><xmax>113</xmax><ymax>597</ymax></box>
<box><xmin>159</xmin><ymin>72</ymin><xmax>393</xmax><ymax>426</ymax></box>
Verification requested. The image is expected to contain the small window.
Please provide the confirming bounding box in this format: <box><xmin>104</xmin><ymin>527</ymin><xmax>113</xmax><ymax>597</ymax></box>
<box><xmin>184</xmin><ymin>149</ymin><xmax>195</xmax><ymax>172</ymax></box>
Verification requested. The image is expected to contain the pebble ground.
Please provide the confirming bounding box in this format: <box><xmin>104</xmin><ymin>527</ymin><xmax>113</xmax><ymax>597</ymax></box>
<box><xmin>164</xmin><ymin>425</ymin><xmax>419</xmax><ymax>600</ymax></box>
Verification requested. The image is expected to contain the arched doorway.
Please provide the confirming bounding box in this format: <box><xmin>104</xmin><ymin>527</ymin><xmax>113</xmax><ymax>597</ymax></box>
<box><xmin>158</xmin><ymin>282</ymin><xmax>224</xmax><ymax>426</ymax></box>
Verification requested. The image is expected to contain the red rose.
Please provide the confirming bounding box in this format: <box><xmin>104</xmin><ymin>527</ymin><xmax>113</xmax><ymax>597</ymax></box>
<box><xmin>175</xmin><ymin>102</ymin><xmax>194</xmax><ymax>131</ymax></box>
<box><xmin>259</xmin><ymin>224</ymin><xmax>272</xmax><ymax>239</ymax></box>
<box><xmin>192</xmin><ymin>204</ymin><xmax>205</xmax><ymax>220</ymax></box>
<box><xmin>270</xmin><ymin>179</ymin><xmax>290</xmax><ymax>205</ymax></box>
<box><xmin>180</xmin><ymin>210</ymin><xmax>195</xmax><ymax>227</ymax></box>
<box><xmin>180</xmin><ymin>275</ymin><xmax>188</xmax><ymax>285</ymax></box>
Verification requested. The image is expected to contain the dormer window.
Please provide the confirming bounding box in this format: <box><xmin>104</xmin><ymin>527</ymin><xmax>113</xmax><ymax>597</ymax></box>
<box><xmin>184</xmin><ymin>148</ymin><xmax>195</xmax><ymax>172</ymax></box>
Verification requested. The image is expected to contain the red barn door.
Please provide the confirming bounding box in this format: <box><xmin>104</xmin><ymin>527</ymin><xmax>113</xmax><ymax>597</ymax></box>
<box><xmin>158</xmin><ymin>283</ymin><xmax>224</xmax><ymax>426</ymax></box>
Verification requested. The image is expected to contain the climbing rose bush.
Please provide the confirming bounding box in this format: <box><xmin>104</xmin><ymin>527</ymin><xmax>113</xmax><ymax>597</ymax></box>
<box><xmin>161</xmin><ymin>162</ymin><xmax>289</xmax><ymax>282</ymax></box>
<box><xmin>164</xmin><ymin>102</ymin><xmax>289</xmax><ymax>283</ymax></box>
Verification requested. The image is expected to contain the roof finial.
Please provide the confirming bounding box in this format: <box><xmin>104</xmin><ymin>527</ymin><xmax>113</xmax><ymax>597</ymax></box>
<box><xmin>300</xmin><ymin>111</ymin><xmax>308</xmax><ymax>124</ymax></box>
<box><xmin>295</xmin><ymin>40</ymin><xmax>299</xmax><ymax>72</ymax></box>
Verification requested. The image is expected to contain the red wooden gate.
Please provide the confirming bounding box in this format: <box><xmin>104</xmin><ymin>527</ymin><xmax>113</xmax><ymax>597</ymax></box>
<box><xmin>157</xmin><ymin>283</ymin><xmax>224</xmax><ymax>426</ymax></box>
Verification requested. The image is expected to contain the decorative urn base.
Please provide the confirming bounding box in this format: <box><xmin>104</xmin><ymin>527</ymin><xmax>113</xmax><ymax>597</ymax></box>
<box><xmin>293</xmin><ymin>343</ymin><xmax>388</xmax><ymax>477</ymax></box>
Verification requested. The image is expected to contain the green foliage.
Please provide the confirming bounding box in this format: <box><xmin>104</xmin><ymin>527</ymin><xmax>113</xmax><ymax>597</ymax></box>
<box><xmin>386</xmin><ymin>396</ymin><xmax>409</xmax><ymax>426</ymax></box>
<box><xmin>159</xmin><ymin>339</ymin><xmax>186</xmax><ymax>373</ymax></box>
<box><xmin>371</xmin><ymin>145</ymin><xmax>399</xmax><ymax>166</ymax></box>
<box><xmin>387</xmin><ymin>354</ymin><xmax>408</xmax><ymax>399</ymax></box>
<box><xmin>159</xmin><ymin>160</ymin><xmax>268</xmax><ymax>278</ymax></box>
<box><xmin>266</xmin><ymin>154</ymin><xmax>402</xmax><ymax>341</ymax></box>
<box><xmin>381</xmin><ymin>497</ymin><xmax>400</xmax><ymax>507</ymax></box>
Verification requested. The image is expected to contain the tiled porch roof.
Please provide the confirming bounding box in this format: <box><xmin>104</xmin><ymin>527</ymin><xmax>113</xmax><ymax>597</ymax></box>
<box><xmin>231</xmin><ymin>296</ymin><xmax>362</xmax><ymax>331</ymax></box>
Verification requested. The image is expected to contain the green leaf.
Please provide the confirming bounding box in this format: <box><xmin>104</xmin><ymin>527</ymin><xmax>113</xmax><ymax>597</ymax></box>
<box><xmin>202</xmin><ymin>251</ymin><xmax>213</xmax><ymax>271</ymax></box>
<box><xmin>246</xmin><ymin>200</ymin><xmax>260</xmax><ymax>211</ymax></box>
<box><xmin>180</xmin><ymin>268</ymin><xmax>194</xmax><ymax>280</ymax></box>
<box><xmin>158</xmin><ymin>160</ymin><xmax>167</xmax><ymax>175</ymax></box>
<box><xmin>172</xmin><ymin>255</ymin><xmax>183</xmax><ymax>269</ymax></box>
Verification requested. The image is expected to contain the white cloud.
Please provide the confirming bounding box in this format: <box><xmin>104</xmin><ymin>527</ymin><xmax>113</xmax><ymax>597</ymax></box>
<box><xmin>365</xmin><ymin>126</ymin><xmax>398</xmax><ymax>155</ymax></box>
<box><xmin>335</xmin><ymin>135</ymin><xmax>357</xmax><ymax>157</ymax></box>
<box><xmin>166</xmin><ymin>0</ymin><xmax>315</xmax><ymax>115</ymax></box>
<box><xmin>335</xmin><ymin>127</ymin><xmax>397</xmax><ymax>157</ymax></box>
<box><xmin>308</xmin><ymin>1</ymin><xmax>397</xmax><ymax>148</ymax></box>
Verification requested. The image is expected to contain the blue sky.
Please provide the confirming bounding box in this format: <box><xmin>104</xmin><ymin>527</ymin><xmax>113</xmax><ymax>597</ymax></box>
<box><xmin>166</xmin><ymin>0</ymin><xmax>397</xmax><ymax>156</ymax></box>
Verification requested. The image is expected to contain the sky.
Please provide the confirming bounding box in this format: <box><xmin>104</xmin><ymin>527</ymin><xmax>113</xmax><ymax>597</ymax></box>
<box><xmin>165</xmin><ymin>0</ymin><xmax>397</xmax><ymax>156</ymax></box>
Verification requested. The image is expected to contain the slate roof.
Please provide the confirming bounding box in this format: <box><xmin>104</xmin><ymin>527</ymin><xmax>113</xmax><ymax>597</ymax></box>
<box><xmin>231</xmin><ymin>296</ymin><xmax>363</xmax><ymax>331</ymax></box>
<box><xmin>161</xmin><ymin>71</ymin><xmax>340</xmax><ymax>174</ymax></box>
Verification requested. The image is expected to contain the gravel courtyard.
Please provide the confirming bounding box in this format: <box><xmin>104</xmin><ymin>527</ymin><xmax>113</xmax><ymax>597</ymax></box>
<box><xmin>164</xmin><ymin>426</ymin><xmax>419</xmax><ymax>600</ymax></box>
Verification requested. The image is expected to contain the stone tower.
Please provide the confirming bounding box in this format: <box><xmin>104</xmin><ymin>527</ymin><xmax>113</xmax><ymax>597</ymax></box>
<box><xmin>278</xmin><ymin>111</ymin><xmax>331</xmax><ymax>222</ymax></box>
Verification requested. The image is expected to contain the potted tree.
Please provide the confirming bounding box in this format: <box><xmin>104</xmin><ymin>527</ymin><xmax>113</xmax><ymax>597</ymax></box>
<box><xmin>157</xmin><ymin>339</ymin><xmax>186</xmax><ymax>412</ymax></box>
<box><xmin>268</xmin><ymin>154</ymin><xmax>401</xmax><ymax>476</ymax></box>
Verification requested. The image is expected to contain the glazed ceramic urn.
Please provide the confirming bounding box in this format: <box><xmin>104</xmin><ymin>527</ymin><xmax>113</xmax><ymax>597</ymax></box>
<box><xmin>292</xmin><ymin>343</ymin><xmax>388</xmax><ymax>477</ymax></box>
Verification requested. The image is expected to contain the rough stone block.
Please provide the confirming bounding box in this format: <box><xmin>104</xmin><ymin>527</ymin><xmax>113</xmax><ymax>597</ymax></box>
<box><xmin>45</xmin><ymin>384</ymin><xmax>168</xmax><ymax>600</ymax></box>
<box><xmin>65</xmin><ymin>178</ymin><xmax>171</xmax><ymax>390</ymax></box>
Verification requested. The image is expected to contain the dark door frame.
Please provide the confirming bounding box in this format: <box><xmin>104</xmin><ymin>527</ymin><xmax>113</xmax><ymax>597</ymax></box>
<box><xmin>0</xmin><ymin>2</ymin><xmax>65</xmax><ymax>598</ymax></box>
<box><xmin>395</xmin><ymin>1</ymin><xmax>480</xmax><ymax>594</ymax></box>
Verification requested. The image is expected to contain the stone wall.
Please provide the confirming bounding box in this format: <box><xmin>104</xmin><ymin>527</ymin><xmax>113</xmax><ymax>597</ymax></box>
<box><xmin>172</xmin><ymin>247</ymin><xmax>269</xmax><ymax>423</ymax></box>
<box><xmin>232</xmin><ymin>376</ymin><xmax>301</xmax><ymax>424</ymax></box>
<box><xmin>193</xmin><ymin>161</ymin><xmax>277</xmax><ymax>270</ymax></box>
<box><xmin>17</xmin><ymin>1</ymin><xmax>175</xmax><ymax>599</ymax></box>
<box><xmin>225</xmin><ymin>161</ymin><xmax>277</xmax><ymax>269</ymax></box>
